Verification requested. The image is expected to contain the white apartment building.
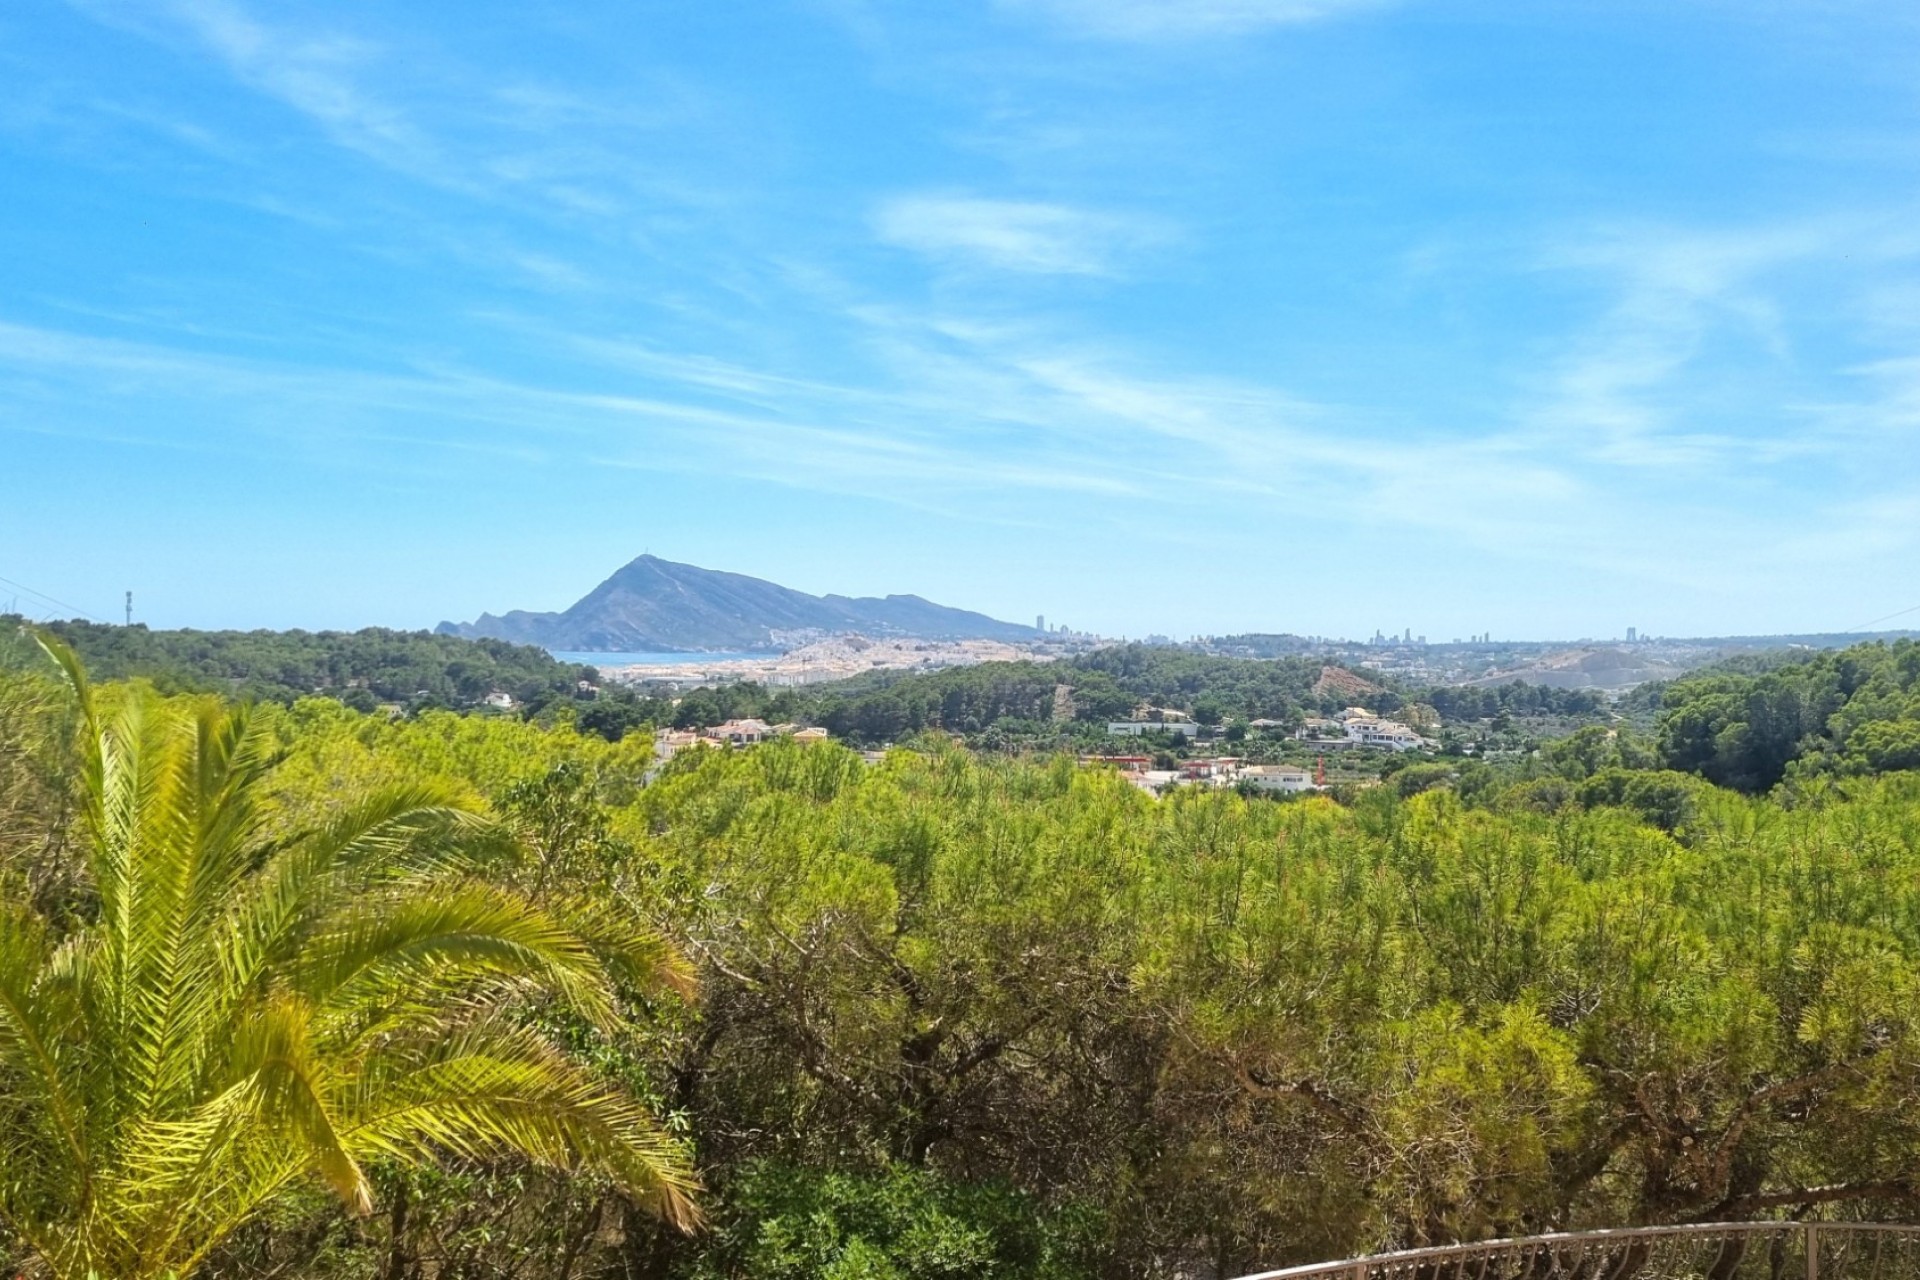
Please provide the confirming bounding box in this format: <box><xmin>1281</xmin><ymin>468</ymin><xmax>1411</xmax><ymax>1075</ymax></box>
<box><xmin>1240</xmin><ymin>765</ymin><xmax>1318</xmax><ymax>793</ymax></box>
<box><xmin>1109</xmin><ymin>721</ymin><xmax>1201</xmax><ymax>738</ymax></box>
<box><xmin>1295</xmin><ymin>708</ymin><xmax>1429</xmax><ymax>752</ymax></box>
<box><xmin>1345</xmin><ymin>718</ymin><xmax>1427</xmax><ymax>751</ymax></box>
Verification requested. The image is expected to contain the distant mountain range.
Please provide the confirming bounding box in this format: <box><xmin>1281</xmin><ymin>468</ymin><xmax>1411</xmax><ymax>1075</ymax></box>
<box><xmin>437</xmin><ymin>555</ymin><xmax>1042</xmax><ymax>653</ymax></box>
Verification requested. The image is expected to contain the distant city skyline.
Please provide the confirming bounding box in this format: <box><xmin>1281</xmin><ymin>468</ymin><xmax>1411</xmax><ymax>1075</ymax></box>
<box><xmin>5</xmin><ymin>1</ymin><xmax>1920</xmax><ymax>639</ymax></box>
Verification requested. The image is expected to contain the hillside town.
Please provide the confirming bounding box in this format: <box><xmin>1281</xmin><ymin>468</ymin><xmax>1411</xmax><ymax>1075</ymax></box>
<box><xmin>602</xmin><ymin>633</ymin><xmax>1094</xmax><ymax>688</ymax></box>
<box><xmin>1108</xmin><ymin>704</ymin><xmax>1431</xmax><ymax>751</ymax></box>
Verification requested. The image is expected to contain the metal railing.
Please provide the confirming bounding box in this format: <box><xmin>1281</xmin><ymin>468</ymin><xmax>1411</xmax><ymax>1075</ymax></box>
<box><xmin>1234</xmin><ymin>1223</ymin><xmax>1920</xmax><ymax>1280</ymax></box>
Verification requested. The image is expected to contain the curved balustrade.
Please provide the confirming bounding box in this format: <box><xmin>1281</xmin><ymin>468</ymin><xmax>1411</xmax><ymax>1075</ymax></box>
<box><xmin>1234</xmin><ymin>1223</ymin><xmax>1920</xmax><ymax>1280</ymax></box>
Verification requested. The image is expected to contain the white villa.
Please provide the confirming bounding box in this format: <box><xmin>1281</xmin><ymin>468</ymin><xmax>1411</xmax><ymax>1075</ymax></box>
<box><xmin>1297</xmin><ymin>708</ymin><xmax>1429</xmax><ymax>752</ymax></box>
<box><xmin>1109</xmin><ymin>720</ymin><xmax>1201</xmax><ymax>738</ymax></box>
<box><xmin>707</xmin><ymin>718</ymin><xmax>773</xmax><ymax>745</ymax></box>
<box><xmin>1240</xmin><ymin>765</ymin><xmax>1318</xmax><ymax>793</ymax></box>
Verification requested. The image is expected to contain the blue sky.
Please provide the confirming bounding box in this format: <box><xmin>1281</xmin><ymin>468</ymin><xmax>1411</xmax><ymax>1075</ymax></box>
<box><xmin>3</xmin><ymin>0</ymin><xmax>1919</xmax><ymax>640</ymax></box>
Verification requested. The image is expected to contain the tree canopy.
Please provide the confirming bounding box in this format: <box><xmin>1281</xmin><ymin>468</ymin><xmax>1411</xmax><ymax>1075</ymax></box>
<box><xmin>12</xmin><ymin>616</ymin><xmax>594</xmax><ymax>713</ymax></box>
<box><xmin>1648</xmin><ymin>640</ymin><xmax>1920</xmax><ymax>791</ymax></box>
<box><xmin>8</xmin><ymin>633</ymin><xmax>1920</xmax><ymax>1280</ymax></box>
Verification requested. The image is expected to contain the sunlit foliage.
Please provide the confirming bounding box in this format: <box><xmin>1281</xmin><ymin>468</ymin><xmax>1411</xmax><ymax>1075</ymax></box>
<box><xmin>7</xmin><ymin>638</ymin><xmax>1920</xmax><ymax>1280</ymax></box>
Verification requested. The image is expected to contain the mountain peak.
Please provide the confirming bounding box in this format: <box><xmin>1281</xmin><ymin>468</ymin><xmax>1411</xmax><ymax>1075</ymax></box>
<box><xmin>438</xmin><ymin>558</ymin><xmax>1038</xmax><ymax>652</ymax></box>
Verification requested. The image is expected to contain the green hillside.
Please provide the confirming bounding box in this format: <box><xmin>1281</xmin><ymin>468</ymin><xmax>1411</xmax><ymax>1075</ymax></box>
<box><xmin>1640</xmin><ymin>638</ymin><xmax>1920</xmax><ymax>791</ymax></box>
<box><xmin>4</xmin><ymin>615</ymin><xmax>593</xmax><ymax>711</ymax></box>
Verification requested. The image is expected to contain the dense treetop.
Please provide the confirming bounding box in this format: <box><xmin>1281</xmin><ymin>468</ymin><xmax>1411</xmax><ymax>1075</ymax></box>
<box><xmin>7</xmin><ymin>637</ymin><xmax>1920</xmax><ymax>1279</ymax></box>
<box><xmin>1638</xmin><ymin>639</ymin><xmax>1920</xmax><ymax>792</ymax></box>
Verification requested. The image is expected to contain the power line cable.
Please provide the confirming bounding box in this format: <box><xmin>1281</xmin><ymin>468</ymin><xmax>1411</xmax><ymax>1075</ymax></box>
<box><xmin>1846</xmin><ymin>601</ymin><xmax>1920</xmax><ymax>634</ymax></box>
<box><xmin>0</xmin><ymin>574</ymin><xmax>111</xmax><ymax>625</ymax></box>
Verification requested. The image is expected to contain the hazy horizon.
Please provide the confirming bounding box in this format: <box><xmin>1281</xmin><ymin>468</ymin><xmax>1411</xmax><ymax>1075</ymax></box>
<box><xmin>6</xmin><ymin>1</ymin><xmax>1920</xmax><ymax>639</ymax></box>
<box><xmin>8</xmin><ymin>550</ymin><xmax>1919</xmax><ymax>648</ymax></box>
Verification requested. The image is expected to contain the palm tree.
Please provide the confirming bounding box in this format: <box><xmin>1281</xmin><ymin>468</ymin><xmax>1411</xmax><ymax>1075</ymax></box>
<box><xmin>0</xmin><ymin>637</ymin><xmax>699</xmax><ymax>1280</ymax></box>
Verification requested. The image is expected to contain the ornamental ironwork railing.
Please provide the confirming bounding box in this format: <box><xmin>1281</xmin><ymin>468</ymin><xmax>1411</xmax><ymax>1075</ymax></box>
<box><xmin>1234</xmin><ymin>1223</ymin><xmax>1920</xmax><ymax>1280</ymax></box>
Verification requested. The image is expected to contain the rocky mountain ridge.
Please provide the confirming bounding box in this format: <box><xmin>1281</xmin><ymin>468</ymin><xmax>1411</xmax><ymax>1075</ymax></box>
<box><xmin>437</xmin><ymin>555</ymin><xmax>1040</xmax><ymax>652</ymax></box>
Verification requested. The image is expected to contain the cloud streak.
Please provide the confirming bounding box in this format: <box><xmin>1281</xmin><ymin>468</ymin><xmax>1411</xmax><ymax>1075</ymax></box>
<box><xmin>93</xmin><ymin>0</ymin><xmax>449</xmax><ymax>180</ymax></box>
<box><xmin>874</xmin><ymin>195</ymin><xmax>1165</xmax><ymax>276</ymax></box>
<box><xmin>997</xmin><ymin>0</ymin><xmax>1390</xmax><ymax>40</ymax></box>
<box><xmin>1521</xmin><ymin>215</ymin><xmax>1920</xmax><ymax>471</ymax></box>
<box><xmin>64</xmin><ymin>0</ymin><xmax>728</xmax><ymax>225</ymax></box>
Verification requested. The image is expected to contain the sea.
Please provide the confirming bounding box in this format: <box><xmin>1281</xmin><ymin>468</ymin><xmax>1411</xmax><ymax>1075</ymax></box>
<box><xmin>548</xmin><ymin>651</ymin><xmax>781</xmax><ymax>667</ymax></box>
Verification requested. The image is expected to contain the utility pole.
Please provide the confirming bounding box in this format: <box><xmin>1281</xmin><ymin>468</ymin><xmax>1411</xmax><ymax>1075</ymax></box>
<box><xmin>125</xmin><ymin>591</ymin><xmax>132</xmax><ymax>627</ymax></box>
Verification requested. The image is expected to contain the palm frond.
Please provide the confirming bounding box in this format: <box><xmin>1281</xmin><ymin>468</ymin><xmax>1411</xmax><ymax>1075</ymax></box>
<box><xmin>3</xmin><ymin>640</ymin><xmax>702</xmax><ymax>1280</ymax></box>
<box><xmin>295</xmin><ymin>881</ymin><xmax>621</xmax><ymax>1032</ymax></box>
<box><xmin>547</xmin><ymin>890</ymin><xmax>699</xmax><ymax>1001</ymax></box>
<box><xmin>345</xmin><ymin>1021</ymin><xmax>702</xmax><ymax>1232</ymax></box>
<box><xmin>0</xmin><ymin>904</ymin><xmax>88</xmax><ymax>1232</ymax></box>
<box><xmin>224</xmin><ymin>784</ymin><xmax>494</xmax><ymax>990</ymax></box>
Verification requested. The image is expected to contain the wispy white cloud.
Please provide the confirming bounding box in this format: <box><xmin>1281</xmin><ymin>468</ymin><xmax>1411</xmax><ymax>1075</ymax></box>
<box><xmin>874</xmin><ymin>194</ymin><xmax>1165</xmax><ymax>275</ymax></box>
<box><xmin>0</xmin><ymin>307</ymin><xmax>1543</xmax><ymax>546</ymax></box>
<box><xmin>996</xmin><ymin>0</ymin><xmax>1390</xmax><ymax>41</ymax></box>
<box><xmin>1522</xmin><ymin>216</ymin><xmax>1909</xmax><ymax>470</ymax></box>
<box><xmin>62</xmin><ymin>0</ymin><xmax>729</xmax><ymax>222</ymax></box>
<box><xmin>506</xmin><ymin>252</ymin><xmax>597</xmax><ymax>292</ymax></box>
<box><xmin>135</xmin><ymin>0</ymin><xmax>446</xmax><ymax>179</ymax></box>
<box><xmin>0</xmin><ymin>318</ymin><xmax>1149</xmax><ymax>513</ymax></box>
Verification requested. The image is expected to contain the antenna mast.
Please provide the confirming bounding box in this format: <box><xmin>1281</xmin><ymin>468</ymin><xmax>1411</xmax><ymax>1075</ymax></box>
<box><xmin>125</xmin><ymin>591</ymin><xmax>132</xmax><ymax>627</ymax></box>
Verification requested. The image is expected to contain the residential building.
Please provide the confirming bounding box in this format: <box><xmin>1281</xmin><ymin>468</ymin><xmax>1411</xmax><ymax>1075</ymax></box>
<box><xmin>654</xmin><ymin>729</ymin><xmax>701</xmax><ymax>761</ymax></box>
<box><xmin>1345</xmin><ymin>718</ymin><xmax>1427</xmax><ymax>751</ymax></box>
<box><xmin>1080</xmin><ymin>755</ymin><xmax>1152</xmax><ymax>770</ymax></box>
<box><xmin>1127</xmin><ymin>769</ymin><xmax>1183</xmax><ymax>796</ymax></box>
<box><xmin>1240</xmin><ymin>765</ymin><xmax>1318</xmax><ymax>793</ymax></box>
<box><xmin>1295</xmin><ymin>709</ymin><xmax>1429</xmax><ymax>752</ymax></box>
<box><xmin>706</xmin><ymin>718</ymin><xmax>772</xmax><ymax>746</ymax></box>
<box><xmin>1109</xmin><ymin>720</ymin><xmax>1200</xmax><ymax>738</ymax></box>
<box><xmin>1180</xmin><ymin>757</ymin><xmax>1243</xmax><ymax>781</ymax></box>
<box><xmin>792</xmin><ymin>726</ymin><xmax>830</xmax><ymax>743</ymax></box>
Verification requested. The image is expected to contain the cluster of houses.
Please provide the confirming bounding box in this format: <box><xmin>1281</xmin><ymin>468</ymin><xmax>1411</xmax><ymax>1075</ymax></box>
<box><xmin>1083</xmin><ymin>706</ymin><xmax>1432</xmax><ymax>799</ymax></box>
<box><xmin>648</xmin><ymin>705</ymin><xmax>1430</xmax><ymax>785</ymax></box>
<box><xmin>1109</xmin><ymin>706</ymin><xmax>1432</xmax><ymax>752</ymax></box>
<box><xmin>655</xmin><ymin>718</ymin><xmax>830</xmax><ymax>761</ymax></box>
<box><xmin>1081</xmin><ymin>755</ymin><xmax>1323</xmax><ymax>798</ymax></box>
